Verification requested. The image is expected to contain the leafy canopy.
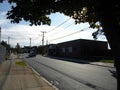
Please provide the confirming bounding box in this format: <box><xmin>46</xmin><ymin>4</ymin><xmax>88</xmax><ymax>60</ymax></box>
<box><xmin>0</xmin><ymin>0</ymin><xmax>120</xmax><ymax>28</ymax></box>
<box><xmin>1</xmin><ymin>0</ymin><xmax>96</xmax><ymax>26</ymax></box>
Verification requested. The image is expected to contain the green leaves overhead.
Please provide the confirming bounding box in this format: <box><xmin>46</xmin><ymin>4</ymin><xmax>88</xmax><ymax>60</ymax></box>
<box><xmin>0</xmin><ymin>0</ymin><xmax>119</xmax><ymax>27</ymax></box>
<box><xmin>5</xmin><ymin>0</ymin><xmax>95</xmax><ymax>26</ymax></box>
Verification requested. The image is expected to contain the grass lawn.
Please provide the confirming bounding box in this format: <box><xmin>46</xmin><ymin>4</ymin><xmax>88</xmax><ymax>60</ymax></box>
<box><xmin>100</xmin><ymin>59</ymin><xmax>114</xmax><ymax>63</ymax></box>
<box><xmin>15</xmin><ymin>61</ymin><xmax>27</xmax><ymax>66</ymax></box>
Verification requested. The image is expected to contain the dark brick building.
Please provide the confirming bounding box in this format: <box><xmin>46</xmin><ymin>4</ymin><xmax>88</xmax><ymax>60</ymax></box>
<box><xmin>48</xmin><ymin>39</ymin><xmax>110</xmax><ymax>59</ymax></box>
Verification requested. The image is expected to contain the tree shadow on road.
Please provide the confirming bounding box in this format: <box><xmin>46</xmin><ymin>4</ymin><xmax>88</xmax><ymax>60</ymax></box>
<box><xmin>46</xmin><ymin>56</ymin><xmax>90</xmax><ymax>64</ymax></box>
<box><xmin>108</xmin><ymin>69</ymin><xmax>117</xmax><ymax>79</ymax></box>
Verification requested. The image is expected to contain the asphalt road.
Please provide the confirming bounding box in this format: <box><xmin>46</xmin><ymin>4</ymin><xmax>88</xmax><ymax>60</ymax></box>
<box><xmin>22</xmin><ymin>54</ymin><xmax>117</xmax><ymax>90</ymax></box>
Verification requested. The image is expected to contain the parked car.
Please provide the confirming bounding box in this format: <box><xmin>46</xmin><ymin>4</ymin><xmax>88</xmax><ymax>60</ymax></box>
<box><xmin>29</xmin><ymin>51</ymin><xmax>36</xmax><ymax>57</ymax></box>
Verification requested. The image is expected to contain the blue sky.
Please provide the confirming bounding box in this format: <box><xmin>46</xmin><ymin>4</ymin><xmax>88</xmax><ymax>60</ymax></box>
<box><xmin>0</xmin><ymin>1</ymin><xmax>107</xmax><ymax>47</ymax></box>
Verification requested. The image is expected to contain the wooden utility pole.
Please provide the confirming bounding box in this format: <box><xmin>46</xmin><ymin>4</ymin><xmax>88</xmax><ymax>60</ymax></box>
<box><xmin>41</xmin><ymin>31</ymin><xmax>46</xmax><ymax>46</ymax></box>
<box><xmin>29</xmin><ymin>38</ymin><xmax>31</xmax><ymax>47</ymax></box>
<box><xmin>8</xmin><ymin>36</ymin><xmax>10</xmax><ymax>45</ymax></box>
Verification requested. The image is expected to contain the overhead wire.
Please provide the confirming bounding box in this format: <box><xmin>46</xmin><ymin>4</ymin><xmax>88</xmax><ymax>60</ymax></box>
<box><xmin>49</xmin><ymin>26</ymin><xmax>89</xmax><ymax>42</ymax></box>
<box><xmin>32</xmin><ymin>17</ymin><xmax>90</xmax><ymax>45</ymax></box>
<box><xmin>47</xmin><ymin>17</ymin><xmax>71</xmax><ymax>33</ymax></box>
<box><xmin>36</xmin><ymin>17</ymin><xmax>71</xmax><ymax>43</ymax></box>
<box><xmin>46</xmin><ymin>22</ymin><xmax>75</xmax><ymax>38</ymax></box>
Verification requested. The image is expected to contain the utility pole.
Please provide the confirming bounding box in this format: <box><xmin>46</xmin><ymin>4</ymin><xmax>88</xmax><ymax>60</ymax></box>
<box><xmin>29</xmin><ymin>38</ymin><xmax>31</xmax><ymax>47</ymax></box>
<box><xmin>46</xmin><ymin>40</ymin><xmax>48</xmax><ymax>45</ymax></box>
<box><xmin>41</xmin><ymin>31</ymin><xmax>46</xmax><ymax>46</ymax></box>
<box><xmin>8</xmin><ymin>36</ymin><xmax>10</xmax><ymax>45</ymax></box>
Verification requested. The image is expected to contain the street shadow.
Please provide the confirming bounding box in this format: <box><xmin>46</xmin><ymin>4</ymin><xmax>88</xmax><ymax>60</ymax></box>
<box><xmin>108</xmin><ymin>69</ymin><xmax>117</xmax><ymax>78</ymax></box>
<box><xmin>26</xmin><ymin>56</ymin><xmax>36</xmax><ymax>58</ymax></box>
<box><xmin>46</xmin><ymin>56</ymin><xmax>90</xmax><ymax>64</ymax></box>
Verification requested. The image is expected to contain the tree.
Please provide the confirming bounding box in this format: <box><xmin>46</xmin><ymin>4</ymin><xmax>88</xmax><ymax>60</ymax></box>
<box><xmin>1</xmin><ymin>40</ymin><xmax>9</xmax><ymax>47</ymax></box>
<box><xmin>1</xmin><ymin>40</ymin><xmax>11</xmax><ymax>59</ymax></box>
<box><xmin>15</xmin><ymin>43</ymin><xmax>21</xmax><ymax>58</ymax></box>
<box><xmin>1</xmin><ymin>0</ymin><xmax>120</xmax><ymax>89</ymax></box>
<box><xmin>1</xmin><ymin>40</ymin><xmax>10</xmax><ymax>53</ymax></box>
<box><xmin>15</xmin><ymin>43</ymin><xmax>20</xmax><ymax>54</ymax></box>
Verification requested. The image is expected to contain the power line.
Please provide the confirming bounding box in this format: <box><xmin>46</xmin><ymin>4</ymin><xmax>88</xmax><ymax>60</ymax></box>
<box><xmin>46</xmin><ymin>22</ymin><xmax>89</xmax><ymax>39</ymax></box>
<box><xmin>49</xmin><ymin>26</ymin><xmax>89</xmax><ymax>42</ymax></box>
<box><xmin>47</xmin><ymin>17</ymin><xmax>71</xmax><ymax>33</ymax></box>
<box><xmin>64</xmin><ymin>22</ymin><xmax>75</xmax><ymax>29</ymax></box>
<box><xmin>46</xmin><ymin>22</ymin><xmax>75</xmax><ymax>38</ymax></box>
<box><xmin>32</xmin><ymin>18</ymin><xmax>73</xmax><ymax>45</ymax></box>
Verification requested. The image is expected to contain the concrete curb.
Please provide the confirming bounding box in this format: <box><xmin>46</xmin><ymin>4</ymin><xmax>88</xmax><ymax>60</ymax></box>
<box><xmin>14</xmin><ymin>56</ymin><xmax>59</xmax><ymax>90</ymax></box>
<box><xmin>31</xmin><ymin>67</ymin><xmax>59</xmax><ymax>90</ymax></box>
<box><xmin>23</xmin><ymin>59</ymin><xmax>59</xmax><ymax>90</ymax></box>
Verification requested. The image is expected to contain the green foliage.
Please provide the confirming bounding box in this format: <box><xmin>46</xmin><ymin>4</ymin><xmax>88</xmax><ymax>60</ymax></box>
<box><xmin>15</xmin><ymin>61</ymin><xmax>27</xmax><ymax>66</ymax></box>
<box><xmin>1</xmin><ymin>41</ymin><xmax>11</xmax><ymax>59</ymax></box>
<box><xmin>15</xmin><ymin>43</ymin><xmax>21</xmax><ymax>53</ymax></box>
<box><xmin>1</xmin><ymin>0</ymin><xmax>119</xmax><ymax>31</ymax></box>
<box><xmin>3</xmin><ymin>0</ymin><xmax>95</xmax><ymax>26</ymax></box>
<box><xmin>1</xmin><ymin>41</ymin><xmax>10</xmax><ymax>50</ymax></box>
<box><xmin>100</xmin><ymin>60</ymin><xmax>114</xmax><ymax>63</ymax></box>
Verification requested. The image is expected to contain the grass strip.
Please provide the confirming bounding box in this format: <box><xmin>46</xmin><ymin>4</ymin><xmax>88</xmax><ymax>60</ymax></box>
<box><xmin>15</xmin><ymin>61</ymin><xmax>27</xmax><ymax>66</ymax></box>
<box><xmin>100</xmin><ymin>60</ymin><xmax>114</xmax><ymax>63</ymax></box>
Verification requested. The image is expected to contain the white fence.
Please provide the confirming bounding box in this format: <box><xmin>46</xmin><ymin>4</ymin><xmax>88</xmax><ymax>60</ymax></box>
<box><xmin>0</xmin><ymin>44</ymin><xmax>6</xmax><ymax>63</ymax></box>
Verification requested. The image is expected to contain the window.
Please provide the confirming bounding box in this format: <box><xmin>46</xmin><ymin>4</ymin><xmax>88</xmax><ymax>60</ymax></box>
<box><xmin>62</xmin><ymin>48</ymin><xmax>65</xmax><ymax>53</ymax></box>
<box><xmin>73</xmin><ymin>47</ymin><xmax>77</xmax><ymax>52</ymax></box>
<box><xmin>68</xmin><ymin>47</ymin><xmax>72</xmax><ymax>53</ymax></box>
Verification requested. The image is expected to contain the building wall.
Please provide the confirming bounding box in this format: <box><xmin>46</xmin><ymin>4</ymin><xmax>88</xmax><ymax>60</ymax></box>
<box><xmin>52</xmin><ymin>39</ymin><xmax>108</xmax><ymax>59</ymax></box>
<box><xmin>57</xmin><ymin>40</ymin><xmax>81</xmax><ymax>58</ymax></box>
<box><xmin>79</xmin><ymin>39</ymin><xmax>108</xmax><ymax>58</ymax></box>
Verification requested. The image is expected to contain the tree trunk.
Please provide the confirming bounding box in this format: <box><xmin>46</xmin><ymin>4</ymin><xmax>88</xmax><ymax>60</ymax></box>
<box><xmin>102</xmin><ymin>15</ymin><xmax>120</xmax><ymax>90</ymax></box>
<box><xmin>95</xmin><ymin>1</ymin><xmax>120</xmax><ymax>89</ymax></box>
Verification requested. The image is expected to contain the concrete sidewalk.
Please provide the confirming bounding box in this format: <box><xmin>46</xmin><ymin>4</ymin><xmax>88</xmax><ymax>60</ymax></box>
<box><xmin>0</xmin><ymin>55</ymin><xmax>57</xmax><ymax>90</ymax></box>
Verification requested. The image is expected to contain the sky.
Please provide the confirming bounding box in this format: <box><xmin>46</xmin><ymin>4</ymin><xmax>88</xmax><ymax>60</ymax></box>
<box><xmin>0</xmin><ymin>1</ymin><xmax>107</xmax><ymax>48</ymax></box>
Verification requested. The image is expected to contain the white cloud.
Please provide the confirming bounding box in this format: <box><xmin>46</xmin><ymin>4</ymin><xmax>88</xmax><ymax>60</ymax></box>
<box><xmin>0</xmin><ymin>19</ymin><xmax>9</xmax><ymax>25</ymax></box>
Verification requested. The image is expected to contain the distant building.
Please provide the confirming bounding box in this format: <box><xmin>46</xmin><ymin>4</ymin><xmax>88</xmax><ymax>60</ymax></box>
<box><xmin>48</xmin><ymin>39</ymin><xmax>112</xmax><ymax>59</ymax></box>
<box><xmin>22</xmin><ymin>46</ymin><xmax>37</xmax><ymax>53</ymax></box>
